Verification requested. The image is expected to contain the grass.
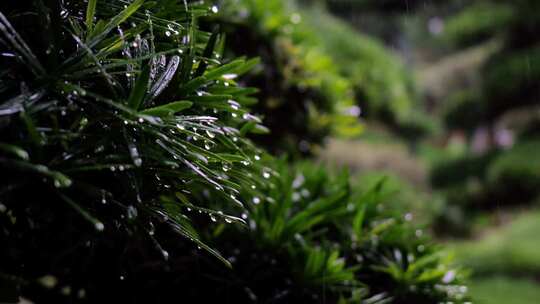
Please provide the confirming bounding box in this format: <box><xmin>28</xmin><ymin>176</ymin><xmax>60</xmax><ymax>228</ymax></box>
<box><xmin>451</xmin><ymin>209</ymin><xmax>540</xmax><ymax>276</ymax></box>
<box><xmin>450</xmin><ymin>209</ymin><xmax>540</xmax><ymax>303</ymax></box>
<box><xmin>468</xmin><ymin>276</ymin><xmax>540</xmax><ymax>304</ymax></box>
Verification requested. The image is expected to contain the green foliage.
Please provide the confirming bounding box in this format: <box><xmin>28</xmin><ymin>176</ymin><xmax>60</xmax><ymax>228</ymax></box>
<box><xmin>442</xmin><ymin>0</ymin><xmax>540</xmax><ymax>122</ymax></box>
<box><xmin>0</xmin><ymin>0</ymin><xmax>469</xmax><ymax>303</ymax></box>
<box><xmin>451</xmin><ymin>210</ymin><xmax>540</xmax><ymax>276</ymax></box>
<box><xmin>318</xmin><ymin>0</ymin><xmax>446</xmax><ymax>13</ymax></box>
<box><xmin>429</xmin><ymin>141</ymin><xmax>540</xmax><ymax>235</ymax></box>
<box><xmin>197</xmin><ymin>160</ymin><xmax>470</xmax><ymax>303</ymax></box>
<box><xmin>214</xmin><ymin>0</ymin><xmax>362</xmax><ymax>155</ymax></box>
<box><xmin>444</xmin><ymin>2</ymin><xmax>514</xmax><ymax>48</ymax></box>
<box><xmin>482</xmin><ymin>46</ymin><xmax>540</xmax><ymax>118</ymax></box>
<box><xmin>487</xmin><ymin>140</ymin><xmax>540</xmax><ymax>203</ymax></box>
<box><xmin>355</xmin><ymin>171</ymin><xmax>441</xmax><ymax>227</ymax></box>
<box><xmin>467</xmin><ymin>276</ymin><xmax>540</xmax><ymax>304</ymax></box>
<box><xmin>0</xmin><ymin>0</ymin><xmax>267</xmax><ymax>288</ymax></box>
<box><xmin>431</xmin><ymin>141</ymin><xmax>540</xmax><ymax>209</ymax></box>
<box><xmin>442</xmin><ymin>90</ymin><xmax>486</xmax><ymax>134</ymax></box>
<box><xmin>301</xmin><ymin>8</ymin><xmax>434</xmax><ymax>141</ymax></box>
<box><xmin>430</xmin><ymin>152</ymin><xmax>498</xmax><ymax>189</ymax></box>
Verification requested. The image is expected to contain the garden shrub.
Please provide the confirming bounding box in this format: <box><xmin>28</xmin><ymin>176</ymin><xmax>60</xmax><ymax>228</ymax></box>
<box><xmin>482</xmin><ymin>46</ymin><xmax>540</xmax><ymax>119</ymax></box>
<box><xmin>442</xmin><ymin>90</ymin><xmax>486</xmax><ymax>136</ymax></box>
<box><xmin>430</xmin><ymin>152</ymin><xmax>498</xmax><ymax>189</ymax></box>
<box><xmin>487</xmin><ymin>140</ymin><xmax>540</xmax><ymax>205</ymax></box>
<box><xmin>354</xmin><ymin>171</ymin><xmax>441</xmax><ymax>227</ymax></box>
<box><xmin>444</xmin><ymin>2</ymin><xmax>514</xmax><ymax>48</ymax></box>
<box><xmin>184</xmin><ymin>160</ymin><xmax>470</xmax><ymax>303</ymax></box>
<box><xmin>443</xmin><ymin>0</ymin><xmax>540</xmax><ymax>122</ymax></box>
<box><xmin>0</xmin><ymin>0</ymin><xmax>267</xmax><ymax>299</ymax></box>
<box><xmin>429</xmin><ymin>140</ymin><xmax>540</xmax><ymax>236</ymax></box>
<box><xmin>300</xmin><ymin>7</ymin><xmax>435</xmax><ymax>143</ymax></box>
<box><xmin>213</xmin><ymin>0</ymin><xmax>361</xmax><ymax>155</ymax></box>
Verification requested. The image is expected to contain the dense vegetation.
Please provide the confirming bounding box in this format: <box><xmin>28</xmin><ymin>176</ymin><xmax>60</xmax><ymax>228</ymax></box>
<box><xmin>429</xmin><ymin>0</ymin><xmax>540</xmax><ymax>234</ymax></box>
<box><xmin>0</xmin><ymin>1</ymin><xmax>468</xmax><ymax>303</ymax></box>
<box><xmin>301</xmin><ymin>1</ymin><xmax>540</xmax><ymax>303</ymax></box>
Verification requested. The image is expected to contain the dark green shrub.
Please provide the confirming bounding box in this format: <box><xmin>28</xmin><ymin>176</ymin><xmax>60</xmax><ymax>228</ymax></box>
<box><xmin>519</xmin><ymin>119</ymin><xmax>540</xmax><ymax>141</ymax></box>
<box><xmin>300</xmin><ymin>8</ymin><xmax>435</xmax><ymax>142</ymax></box>
<box><xmin>0</xmin><ymin>0</ymin><xmax>268</xmax><ymax>300</ymax></box>
<box><xmin>430</xmin><ymin>152</ymin><xmax>499</xmax><ymax>189</ymax></box>
<box><xmin>487</xmin><ymin>140</ymin><xmax>540</xmax><ymax>205</ymax></box>
<box><xmin>442</xmin><ymin>90</ymin><xmax>486</xmax><ymax>136</ymax></box>
<box><xmin>444</xmin><ymin>2</ymin><xmax>514</xmax><ymax>48</ymax></box>
<box><xmin>482</xmin><ymin>46</ymin><xmax>540</xmax><ymax>119</ymax></box>
<box><xmin>187</xmin><ymin>160</ymin><xmax>470</xmax><ymax>303</ymax></box>
<box><xmin>430</xmin><ymin>141</ymin><xmax>540</xmax><ymax>235</ymax></box>
<box><xmin>443</xmin><ymin>0</ymin><xmax>540</xmax><ymax>123</ymax></box>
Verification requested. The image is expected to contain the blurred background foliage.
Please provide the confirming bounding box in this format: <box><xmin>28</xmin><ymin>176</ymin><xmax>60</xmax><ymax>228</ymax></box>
<box><xmin>312</xmin><ymin>0</ymin><xmax>540</xmax><ymax>303</ymax></box>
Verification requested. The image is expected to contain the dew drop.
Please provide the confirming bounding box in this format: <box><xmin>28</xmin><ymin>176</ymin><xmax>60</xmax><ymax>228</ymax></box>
<box><xmin>223</xmin><ymin>73</ymin><xmax>237</xmax><ymax>80</ymax></box>
<box><xmin>252</xmin><ymin>197</ymin><xmax>261</xmax><ymax>204</ymax></box>
<box><xmin>94</xmin><ymin>145</ymin><xmax>104</xmax><ymax>153</ymax></box>
<box><xmin>95</xmin><ymin>222</ymin><xmax>105</xmax><ymax>231</ymax></box>
<box><xmin>101</xmin><ymin>191</ymin><xmax>107</xmax><ymax>204</ymax></box>
<box><xmin>148</xmin><ymin>222</ymin><xmax>155</xmax><ymax>235</ymax></box>
<box><xmin>205</xmin><ymin>130</ymin><xmax>215</xmax><ymax>138</ymax></box>
<box><xmin>53</xmin><ymin>176</ymin><xmax>72</xmax><ymax>188</ymax></box>
<box><xmin>127</xmin><ymin>205</ymin><xmax>138</xmax><ymax>219</ymax></box>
